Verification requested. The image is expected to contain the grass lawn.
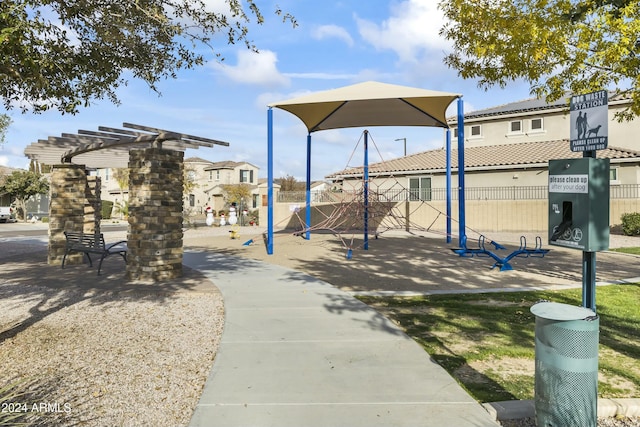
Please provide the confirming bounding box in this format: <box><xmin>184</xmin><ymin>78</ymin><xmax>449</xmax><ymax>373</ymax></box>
<box><xmin>611</xmin><ymin>246</ymin><xmax>640</xmax><ymax>255</ymax></box>
<box><xmin>357</xmin><ymin>284</ymin><xmax>640</xmax><ymax>403</ymax></box>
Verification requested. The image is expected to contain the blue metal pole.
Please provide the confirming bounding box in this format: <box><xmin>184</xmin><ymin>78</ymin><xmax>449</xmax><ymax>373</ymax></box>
<box><xmin>305</xmin><ymin>134</ymin><xmax>312</xmax><ymax>240</ymax></box>
<box><xmin>457</xmin><ymin>97</ymin><xmax>466</xmax><ymax>247</ymax></box>
<box><xmin>267</xmin><ymin>107</ymin><xmax>274</xmax><ymax>255</ymax></box>
<box><xmin>446</xmin><ymin>128</ymin><xmax>452</xmax><ymax>244</ymax></box>
<box><xmin>364</xmin><ymin>130</ymin><xmax>369</xmax><ymax>250</ymax></box>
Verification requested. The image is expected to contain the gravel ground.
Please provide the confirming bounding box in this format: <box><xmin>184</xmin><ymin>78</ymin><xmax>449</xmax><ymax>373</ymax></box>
<box><xmin>0</xmin><ymin>255</ymin><xmax>224</xmax><ymax>426</ymax></box>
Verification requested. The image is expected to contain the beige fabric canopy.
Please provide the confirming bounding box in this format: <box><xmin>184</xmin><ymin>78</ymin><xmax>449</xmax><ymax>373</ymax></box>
<box><xmin>269</xmin><ymin>81</ymin><xmax>461</xmax><ymax>133</ymax></box>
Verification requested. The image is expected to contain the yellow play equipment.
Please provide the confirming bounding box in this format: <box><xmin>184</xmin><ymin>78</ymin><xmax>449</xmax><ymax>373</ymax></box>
<box><xmin>229</xmin><ymin>224</ymin><xmax>240</xmax><ymax>240</ymax></box>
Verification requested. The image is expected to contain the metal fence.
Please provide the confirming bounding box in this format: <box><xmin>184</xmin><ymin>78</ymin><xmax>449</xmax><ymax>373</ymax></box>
<box><xmin>277</xmin><ymin>184</ymin><xmax>640</xmax><ymax>203</ymax></box>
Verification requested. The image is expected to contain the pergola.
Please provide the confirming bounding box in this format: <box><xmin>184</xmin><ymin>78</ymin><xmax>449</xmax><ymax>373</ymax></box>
<box><xmin>24</xmin><ymin>122</ymin><xmax>229</xmax><ymax>281</ymax></box>
<box><xmin>266</xmin><ymin>81</ymin><xmax>467</xmax><ymax>254</ymax></box>
<box><xmin>25</xmin><ymin>122</ymin><xmax>229</xmax><ymax>168</ymax></box>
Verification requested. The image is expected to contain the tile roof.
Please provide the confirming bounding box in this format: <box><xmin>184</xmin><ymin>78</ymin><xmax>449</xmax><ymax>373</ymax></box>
<box><xmin>326</xmin><ymin>141</ymin><xmax>640</xmax><ymax>178</ymax></box>
<box><xmin>204</xmin><ymin>160</ymin><xmax>259</xmax><ymax>170</ymax></box>
<box><xmin>0</xmin><ymin>165</ymin><xmax>20</xmax><ymax>176</ymax></box>
<box><xmin>464</xmin><ymin>98</ymin><xmax>567</xmax><ymax>119</ymax></box>
<box><xmin>459</xmin><ymin>92</ymin><xmax>631</xmax><ymax>120</ymax></box>
<box><xmin>185</xmin><ymin>156</ymin><xmax>213</xmax><ymax>164</ymax></box>
<box><xmin>206</xmin><ymin>160</ymin><xmax>240</xmax><ymax>169</ymax></box>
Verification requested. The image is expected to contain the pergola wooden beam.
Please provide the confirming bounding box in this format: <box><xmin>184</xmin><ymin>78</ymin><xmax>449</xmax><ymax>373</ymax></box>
<box><xmin>61</xmin><ymin>132</ymin><xmax>180</xmax><ymax>163</ymax></box>
<box><xmin>24</xmin><ymin>122</ymin><xmax>230</xmax><ymax>168</ymax></box>
<box><xmin>123</xmin><ymin>122</ymin><xmax>230</xmax><ymax>147</ymax></box>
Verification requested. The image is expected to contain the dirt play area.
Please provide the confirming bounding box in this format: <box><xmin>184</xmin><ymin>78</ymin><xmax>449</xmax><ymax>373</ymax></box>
<box><xmin>183</xmin><ymin>227</ymin><xmax>640</xmax><ymax>295</ymax></box>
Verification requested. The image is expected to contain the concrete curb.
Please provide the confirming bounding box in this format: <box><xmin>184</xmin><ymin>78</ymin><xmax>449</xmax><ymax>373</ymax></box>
<box><xmin>484</xmin><ymin>398</ymin><xmax>640</xmax><ymax>421</ymax></box>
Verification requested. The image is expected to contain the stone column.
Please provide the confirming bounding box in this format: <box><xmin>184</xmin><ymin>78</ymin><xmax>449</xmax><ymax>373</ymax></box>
<box><xmin>48</xmin><ymin>165</ymin><xmax>87</xmax><ymax>265</ymax></box>
<box><xmin>127</xmin><ymin>148</ymin><xmax>184</xmax><ymax>281</ymax></box>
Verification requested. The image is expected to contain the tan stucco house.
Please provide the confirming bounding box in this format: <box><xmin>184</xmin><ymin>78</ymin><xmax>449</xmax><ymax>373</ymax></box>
<box><xmin>99</xmin><ymin>157</ymin><xmax>260</xmax><ymax>218</ymax></box>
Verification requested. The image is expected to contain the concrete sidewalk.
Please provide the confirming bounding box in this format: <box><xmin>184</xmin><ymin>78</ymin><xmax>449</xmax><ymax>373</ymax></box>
<box><xmin>185</xmin><ymin>250</ymin><xmax>499</xmax><ymax>427</ymax></box>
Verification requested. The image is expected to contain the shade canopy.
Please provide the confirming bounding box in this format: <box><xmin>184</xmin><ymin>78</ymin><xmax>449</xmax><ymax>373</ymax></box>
<box><xmin>269</xmin><ymin>81</ymin><xmax>460</xmax><ymax>133</ymax></box>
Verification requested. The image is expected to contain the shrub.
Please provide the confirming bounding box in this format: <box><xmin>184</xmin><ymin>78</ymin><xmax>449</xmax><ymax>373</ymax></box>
<box><xmin>621</xmin><ymin>212</ymin><xmax>640</xmax><ymax>236</ymax></box>
<box><xmin>250</xmin><ymin>209</ymin><xmax>259</xmax><ymax>225</ymax></box>
<box><xmin>114</xmin><ymin>200</ymin><xmax>129</xmax><ymax>218</ymax></box>
<box><xmin>101</xmin><ymin>200</ymin><xmax>114</xmax><ymax>219</ymax></box>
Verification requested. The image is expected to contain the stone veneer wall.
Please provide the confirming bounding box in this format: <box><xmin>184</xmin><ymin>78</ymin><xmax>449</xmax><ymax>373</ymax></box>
<box><xmin>127</xmin><ymin>148</ymin><xmax>184</xmax><ymax>281</ymax></box>
<box><xmin>48</xmin><ymin>164</ymin><xmax>88</xmax><ymax>265</ymax></box>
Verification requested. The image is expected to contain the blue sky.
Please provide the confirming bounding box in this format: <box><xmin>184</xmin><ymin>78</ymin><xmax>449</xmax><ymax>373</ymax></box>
<box><xmin>1</xmin><ymin>0</ymin><xmax>533</xmax><ymax>180</ymax></box>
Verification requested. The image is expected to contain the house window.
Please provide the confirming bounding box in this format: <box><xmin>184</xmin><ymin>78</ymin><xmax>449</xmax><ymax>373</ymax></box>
<box><xmin>409</xmin><ymin>177</ymin><xmax>432</xmax><ymax>201</ymax></box>
<box><xmin>509</xmin><ymin>120</ymin><xmax>523</xmax><ymax>133</ymax></box>
<box><xmin>216</xmin><ymin>170</ymin><xmax>220</xmax><ymax>181</ymax></box>
<box><xmin>240</xmin><ymin>169</ymin><xmax>253</xmax><ymax>183</ymax></box>
<box><xmin>530</xmin><ymin>118</ymin><xmax>544</xmax><ymax>131</ymax></box>
<box><xmin>104</xmin><ymin>168</ymin><xmax>110</xmax><ymax>181</ymax></box>
<box><xmin>208</xmin><ymin>171</ymin><xmax>213</xmax><ymax>181</ymax></box>
<box><xmin>452</xmin><ymin>125</ymin><xmax>480</xmax><ymax>139</ymax></box>
<box><xmin>189</xmin><ymin>194</ymin><xmax>195</xmax><ymax>207</ymax></box>
<box><xmin>610</xmin><ymin>167</ymin><xmax>619</xmax><ymax>184</ymax></box>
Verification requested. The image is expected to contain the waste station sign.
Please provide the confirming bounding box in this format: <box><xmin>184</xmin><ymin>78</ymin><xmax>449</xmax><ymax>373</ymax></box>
<box><xmin>569</xmin><ymin>90</ymin><xmax>608</xmax><ymax>152</ymax></box>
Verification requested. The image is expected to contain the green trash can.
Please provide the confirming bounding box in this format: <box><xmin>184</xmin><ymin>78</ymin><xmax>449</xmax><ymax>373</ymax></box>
<box><xmin>530</xmin><ymin>302</ymin><xmax>599</xmax><ymax>427</ymax></box>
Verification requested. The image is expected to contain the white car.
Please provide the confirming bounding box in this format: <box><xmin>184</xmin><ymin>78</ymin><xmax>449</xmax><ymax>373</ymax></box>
<box><xmin>0</xmin><ymin>206</ymin><xmax>14</xmax><ymax>223</ymax></box>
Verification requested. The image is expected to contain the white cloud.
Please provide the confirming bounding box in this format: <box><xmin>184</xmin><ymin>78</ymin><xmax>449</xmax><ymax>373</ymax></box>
<box><xmin>212</xmin><ymin>50</ymin><xmax>290</xmax><ymax>88</ymax></box>
<box><xmin>0</xmin><ymin>155</ymin><xmax>8</xmax><ymax>166</ymax></box>
<box><xmin>201</xmin><ymin>0</ymin><xmax>228</xmax><ymax>13</ymax></box>
<box><xmin>311</xmin><ymin>24</ymin><xmax>354</xmax><ymax>47</ymax></box>
<box><xmin>355</xmin><ymin>0</ymin><xmax>450</xmax><ymax>63</ymax></box>
<box><xmin>283</xmin><ymin>72</ymin><xmax>359</xmax><ymax>80</ymax></box>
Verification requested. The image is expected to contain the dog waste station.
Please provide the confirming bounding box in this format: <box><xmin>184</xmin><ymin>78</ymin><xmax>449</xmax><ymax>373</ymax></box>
<box><xmin>531</xmin><ymin>90</ymin><xmax>610</xmax><ymax>427</ymax></box>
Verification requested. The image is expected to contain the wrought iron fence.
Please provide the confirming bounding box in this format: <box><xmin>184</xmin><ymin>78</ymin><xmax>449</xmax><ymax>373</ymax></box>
<box><xmin>277</xmin><ymin>184</ymin><xmax>640</xmax><ymax>203</ymax></box>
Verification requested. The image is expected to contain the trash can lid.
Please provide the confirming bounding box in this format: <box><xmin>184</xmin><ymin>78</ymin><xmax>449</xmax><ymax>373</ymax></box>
<box><xmin>530</xmin><ymin>302</ymin><xmax>596</xmax><ymax>321</ymax></box>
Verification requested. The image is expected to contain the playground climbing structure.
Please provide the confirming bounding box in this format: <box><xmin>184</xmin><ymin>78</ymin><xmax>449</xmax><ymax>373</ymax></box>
<box><xmin>273</xmin><ymin>130</ymin><xmax>550</xmax><ymax>269</ymax></box>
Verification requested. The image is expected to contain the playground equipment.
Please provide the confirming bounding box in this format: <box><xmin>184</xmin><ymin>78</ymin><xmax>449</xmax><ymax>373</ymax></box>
<box><xmin>262</xmin><ymin>129</ymin><xmax>552</xmax><ymax>271</ymax></box>
<box><xmin>229</xmin><ymin>224</ymin><xmax>240</xmax><ymax>239</ymax></box>
<box><xmin>452</xmin><ymin>235</ymin><xmax>549</xmax><ymax>271</ymax></box>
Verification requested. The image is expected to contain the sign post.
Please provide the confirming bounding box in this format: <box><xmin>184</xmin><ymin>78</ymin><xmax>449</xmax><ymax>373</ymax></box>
<box><xmin>568</xmin><ymin>90</ymin><xmax>609</xmax><ymax>312</ymax></box>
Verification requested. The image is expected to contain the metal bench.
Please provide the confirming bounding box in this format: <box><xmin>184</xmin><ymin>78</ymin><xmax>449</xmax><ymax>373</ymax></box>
<box><xmin>62</xmin><ymin>231</ymin><xmax>128</xmax><ymax>275</ymax></box>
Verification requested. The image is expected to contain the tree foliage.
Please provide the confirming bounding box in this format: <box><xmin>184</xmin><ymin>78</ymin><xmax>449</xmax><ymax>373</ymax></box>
<box><xmin>0</xmin><ymin>114</ymin><xmax>11</xmax><ymax>145</ymax></box>
<box><xmin>29</xmin><ymin>159</ymin><xmax>51</xmax><ymax>174</ymax></box>
<box><xmin>221</xmin><ymin>183</ymin><xmax>251</xmax><ymax>208</ymax></box>
<box><xmin>439</xmin><ymin>0</ymin><xmax>640</xmax><ymax>120</ymax></box>
<box><xmin>183</xmin><ymin>164</ymin><xmax>197</xmax><ymax>195</ymax></box>
<box><xmin>112</xmin><ymin>168</ymin><xmax>129</xmax><ymax>193</ymax></box>
<box><xmin>278</xmin><ymin>175</ymin><xmax>305</xmax><ymax>192</ymax></box>
<box><xmin>0</xmin><ymin>170</ymin><xmax>49</xmax><ymax>221</ymax></box>
<box><xmin>0</xmin><ymin>0</ymin><xmax>296</xmax><ymax>114</ymax></box>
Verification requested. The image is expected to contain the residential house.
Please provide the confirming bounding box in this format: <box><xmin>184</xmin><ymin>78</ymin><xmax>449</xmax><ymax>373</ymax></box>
<box><xmin>199</xmin><ymin>160</ymin><xmax>260</xmax><ymax>214</ymax></box>
<box><xmin>322</xmin><ymin>94</ymin><xmax>640</xmax><ymax>233</ymax></box>
<box><xmin>99</xmin><ymin>157</ymin><xmax>261</xmax><ymax>219</ymax></box>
